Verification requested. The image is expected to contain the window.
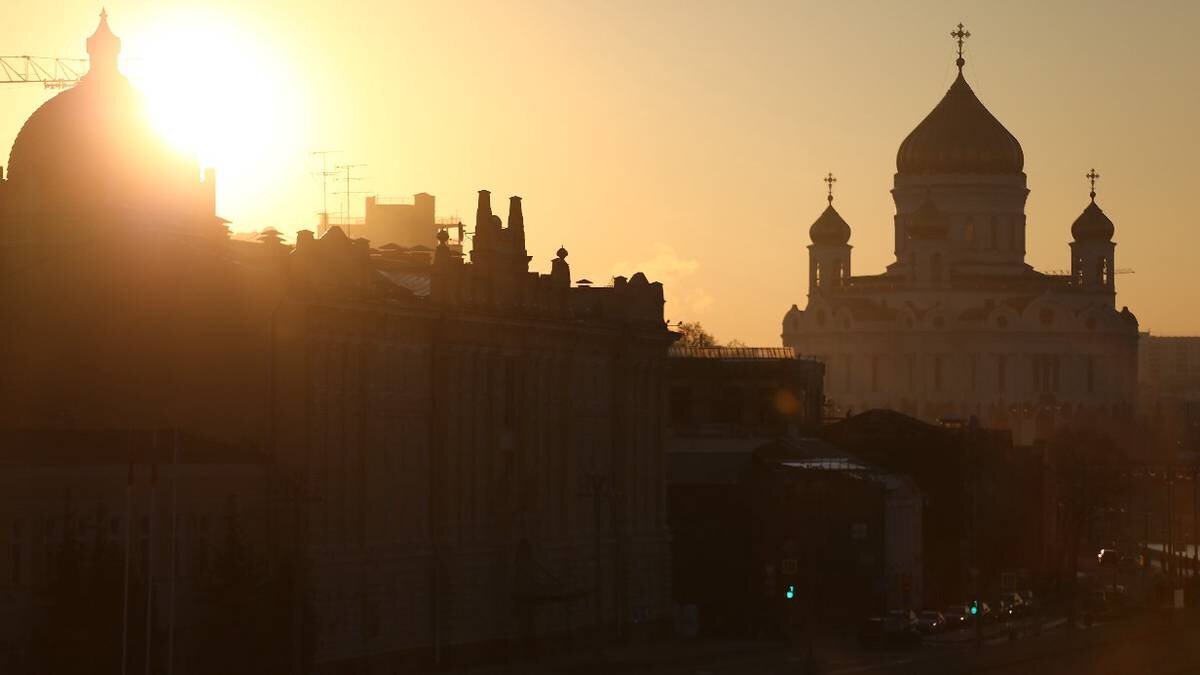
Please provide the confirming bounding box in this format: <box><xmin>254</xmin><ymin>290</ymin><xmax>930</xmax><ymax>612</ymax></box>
<box><xmin>814</xmin><ymin>262</ymin><xmax>822</xmax><ymax>288</ymax></box>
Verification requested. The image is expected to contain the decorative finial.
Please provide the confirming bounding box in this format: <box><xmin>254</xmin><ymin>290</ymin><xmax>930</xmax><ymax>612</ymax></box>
<box><xmin>101</xmin><ymin>7</ymin><xmax>108</xmax><ymax>20</ymax></box>
<box><xmin>1086</xmin><ymin>168</ymin><xmax>1100</xmax><ymax>202</ymax></box>
<box><xmin>951</xmin><ymin>22</ymin><xmax>970</xmax><ymax>71</ymax></box>
<box><xmin>436</xmin><ymin>229</ymin><xmax>450</xmax><ymax>246</ymax></box>
<box><xmin>823</xmin><ymin>172</ymin><xmax>837</xmax><ymax>204</ymax></box>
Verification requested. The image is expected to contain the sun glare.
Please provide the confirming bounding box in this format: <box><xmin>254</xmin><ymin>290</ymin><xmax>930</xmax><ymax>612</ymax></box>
<box><xmin>125</xmin><ymin>11</ymin><xmax>306</xmax><ymax>222</ymax></box>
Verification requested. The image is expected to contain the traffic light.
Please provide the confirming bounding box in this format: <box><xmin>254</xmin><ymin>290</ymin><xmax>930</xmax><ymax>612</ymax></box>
<box><xmin>969</xmin><ymin>600</ymin><xmax>979</xmax><ymax>616</ymax></box>
<box><xmin>785</xmin><ymin>584</ymin><xmax>796</xmax><ymax>600</ymax></box>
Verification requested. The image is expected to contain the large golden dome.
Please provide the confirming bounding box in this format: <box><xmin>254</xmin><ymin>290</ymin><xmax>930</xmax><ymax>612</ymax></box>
<box><xmin>896</xmin><ymin>71</ymin><xmax>1024</xmax><ymax>176</ymax></box>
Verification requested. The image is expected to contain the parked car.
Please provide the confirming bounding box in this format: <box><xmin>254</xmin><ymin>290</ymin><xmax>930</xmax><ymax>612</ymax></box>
<box><xmin>998</xmin><ymin>592</ymin><xmax>1026</xmax><ymax>618</ymax></box>
<box><xmin>886</xmin><ymin>609</ymin><xmax>919</xmax><ymax>629</ymax></box>
<box><xmin>858</xmin><ymin>615</ymin><xmax>921</xmax><ymax>650</ymax></box>
<box><xmin>942</xmin><ymin>605</ymin><xmax>971</xmax><ymax>628</ymax></box>
<box><xmin>916</xmin><ymin>610</ymin><xmax>947</xmax><ymax>634</ymax></box>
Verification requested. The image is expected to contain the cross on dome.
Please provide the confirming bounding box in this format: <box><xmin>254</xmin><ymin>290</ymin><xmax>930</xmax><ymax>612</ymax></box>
<box><xmin>1087</xmin><ymin>168</ymin><xmax>1100</xmax><ymax>202</ymax></box>
<box><xmin>823</xmin><ymin>172</ymin><xmax>837</xmax><ymax>204</ymax></box>
<box><xmin>951</xmin><ymin>22</ymin><xmax>971</xmax><ymax>71</ymax></box>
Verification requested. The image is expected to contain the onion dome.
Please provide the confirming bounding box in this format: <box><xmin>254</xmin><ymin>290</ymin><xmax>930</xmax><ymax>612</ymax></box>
<box><xmin>809</xmin><ymin>204</ymin><xmax>851</xmax><ymax>246</ymax></box>
<box><xmin>556</xmin><ymin>245</ymin><xmax>568</xmax><ymax>259</ymax></box>
<box><xmin>907</xmin><ymin>192</ymin><xmax>950</xmax><ymax>239</ymax></box>
<box><xmin>896</xmin><ymin>71</ymin><xmax>1024</xmax><ymax>175</ymax></box>
<box><xmin>1071</xmin><ymin>201</ymin><xmax>1114</xmax><ymax>242</ymax></box>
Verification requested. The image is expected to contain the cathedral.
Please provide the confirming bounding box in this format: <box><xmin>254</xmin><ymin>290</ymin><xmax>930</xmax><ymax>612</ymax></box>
<box><xmin>781</xmin><ymin>27</ymin><xmax>1139</xmax><ymax>444</ymax></box>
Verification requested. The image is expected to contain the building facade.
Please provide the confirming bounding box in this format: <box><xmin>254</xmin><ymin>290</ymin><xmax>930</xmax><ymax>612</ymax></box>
<box><xmin>0</xmin><ymin>13</ymin><xmax>674</xmax><ymax>673</ymax></box>
<box><xmin>781</xmin><ymin>35</ymin><xmax>1139</xmax><ymax>444</ymax></box>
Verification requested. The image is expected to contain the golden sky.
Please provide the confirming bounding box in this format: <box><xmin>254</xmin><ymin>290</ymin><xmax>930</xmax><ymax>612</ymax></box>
<box><xmin>2</xmin><ymin>0</ymin><xmax>1198</xmax><ymax>344</ymax></box>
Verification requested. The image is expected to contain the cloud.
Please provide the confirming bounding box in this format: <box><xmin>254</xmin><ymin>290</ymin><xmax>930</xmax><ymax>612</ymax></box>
<box><xmin>613</xmin><ymin>244</ymin><xmax>712</xmax><ymax>321</ymax></box>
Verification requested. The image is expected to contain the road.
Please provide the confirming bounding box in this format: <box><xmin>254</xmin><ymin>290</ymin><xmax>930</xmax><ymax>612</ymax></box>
<box><xmin>602</xmin><ymin>611</ymin><xmax>1200</xmax><ymax>675</ymax></box>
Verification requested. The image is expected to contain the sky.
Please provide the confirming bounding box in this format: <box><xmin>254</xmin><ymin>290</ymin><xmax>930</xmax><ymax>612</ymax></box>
<box><xmin>2</xmin><ymin>0</ymin><xmax>1198</xmax><ymax>344</ymax></box>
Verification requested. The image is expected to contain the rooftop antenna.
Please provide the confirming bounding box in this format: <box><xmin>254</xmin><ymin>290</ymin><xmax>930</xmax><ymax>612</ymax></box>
<box><xmin>311</xmin><ymin>150</ymin><xmax>340</xmax><ymax>234</ymax></box>
<box><xmin>332</xmin><ymin>164</ymin><xmax>369</xmax><ymax>237</ymax></box>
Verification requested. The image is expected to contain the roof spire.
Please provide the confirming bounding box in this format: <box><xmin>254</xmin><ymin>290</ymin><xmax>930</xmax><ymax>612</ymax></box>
<box><xmin>951</xmin><ymin>22</ymin><xmax>970</xmax><ymax>72</ymax></box>
<box><xmin>1087</xmin><ymin>168</ymin><xmax>1100</xmax><ymax>202</ymax></box>
<box><xmin>823</xmin><ymin>172</ymin><xmax>837</xmax><ymax>205</ymax></box>
<box><xmin>86</xmin><ymin>7</ymin><xmax>122</xmax><ymax>78</ymax></box>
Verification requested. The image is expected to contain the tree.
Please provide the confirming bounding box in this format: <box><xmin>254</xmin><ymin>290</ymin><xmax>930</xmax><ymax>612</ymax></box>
<box><xmin>675</xmin><ymin>322</ymin><xmax>719</xmax><ymax>348</ymax></box>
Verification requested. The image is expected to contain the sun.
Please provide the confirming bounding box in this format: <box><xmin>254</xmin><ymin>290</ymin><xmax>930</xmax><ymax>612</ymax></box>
<box><xmin>124</xmin><ymin>10</ymin><xmax>307</xmax><ymax>219</ymax></box>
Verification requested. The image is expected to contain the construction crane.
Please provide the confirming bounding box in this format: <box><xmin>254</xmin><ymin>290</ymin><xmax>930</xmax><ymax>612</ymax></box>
<box><xmin>0</xmin><ymin>56</ymin><xmax>86</xmax><ymax>89</ymax></box>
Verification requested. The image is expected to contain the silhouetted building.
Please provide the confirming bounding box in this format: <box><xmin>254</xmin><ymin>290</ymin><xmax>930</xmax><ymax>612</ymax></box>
<box><xmin>819</xmin><ymin>410</ymin><xmax>1045</xmax><ymax>608</ymax></box>
<box><xmin>0</xmin><ymin>13</ymin><xmax>674</xmax><ymax>673</ymax></box>
<box><xmin>319</xmin><ymin>193</ymin><xmax>465</xmax><ymax>251</ymax></box>
<box><xmin>782</xmin><ymin>30</ymin><xmax>1139</xmax><ymax>445</ymax></box>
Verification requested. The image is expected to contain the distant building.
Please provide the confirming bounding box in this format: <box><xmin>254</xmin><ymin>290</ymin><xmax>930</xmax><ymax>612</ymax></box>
<box><xmin>0</xmin><ymin>12</ymin><xmax>673</xmax><ymax>673</ymax></box>
<box><xmin>1138</xmin><ymin>333</ymin><xmax>1200</xmax><ymax>456</ymax></box>
<box><xmin>319</xmin><ymin>193</ymin><xmax>465</xmax><ymax>251</ymax></box>
<box><xmin>781</xmin><ymin>31</ymin><xmax>1139</xmax><ymax>445</ymax></box>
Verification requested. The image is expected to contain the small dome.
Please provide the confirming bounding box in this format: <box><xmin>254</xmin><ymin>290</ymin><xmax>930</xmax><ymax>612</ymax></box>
<box><xmin>556</xmin><ymin>245</ymin><xmax>568</xmax><ymax>259</ymax></box>
<box><xmin>809</xmin><ymin>204</ymin><xmax>851</xmax><ymax>245</ymax></box>
<box><xmin>907</xmin><ymin>193</ymin><xmax>950</xmax><ymax>239</ymax></box>
<box><xmin>897</xmin><ymin>72</ymin><xmax>1024</xmax><ymax>175</ymax></box>
<box><xmin>1071</xmin><ymin>200</ymin><xmax>1115</xmax><ymax>241</ymax></box>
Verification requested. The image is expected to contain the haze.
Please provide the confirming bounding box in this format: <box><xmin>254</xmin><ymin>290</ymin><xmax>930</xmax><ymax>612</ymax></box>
<box><xmin>2</xmin><ymin>0</ymin><xmax>1196</xmax><ymax>344</ymax></box>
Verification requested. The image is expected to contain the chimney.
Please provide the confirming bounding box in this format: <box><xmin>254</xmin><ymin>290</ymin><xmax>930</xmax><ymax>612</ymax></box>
<box><xmin>507</xmin><ymin>196</ymin><xmax>524</xmax><ymax>231</ymax></box>
<box><xmin>476</xmin><ymin>190</ymin><xmax>493</xmax><ymax>233</ymax></box>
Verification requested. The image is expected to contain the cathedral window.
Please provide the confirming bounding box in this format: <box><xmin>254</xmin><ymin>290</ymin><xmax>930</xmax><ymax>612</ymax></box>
<box><xmin>1101</xmin><ymin>258</ymin><xmax>1111</xmax><ymax>286</ymax></box>
<box><xmin>814</xmin><ymin>262</ymin><xmax>822</xmax><ymax>288</ymax></box>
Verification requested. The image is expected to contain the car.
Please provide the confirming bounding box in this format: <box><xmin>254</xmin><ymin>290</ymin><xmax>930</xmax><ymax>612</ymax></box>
<box><xmin>997</xmin><ymin>592</ymin><xmax>1026</xmax><ymax>618</ymax></box>
<box><xmin>916</xmin><ymin>610</ymin><xmax>947</xmax><ymax>634</ymax></box>
<box><xmin>858</xmin><ymin>615</ymin><xmax>921</xmax><ymax>650</ymax></box>
<box><xmin>886</xmin><ymin>609</ymin><xmax>919</xmax><ymax>629</ymax></box>
<box><xmin>942</xmin><ymin>605</ymin><xmax>971</xmax><ymax>628</ymax></box>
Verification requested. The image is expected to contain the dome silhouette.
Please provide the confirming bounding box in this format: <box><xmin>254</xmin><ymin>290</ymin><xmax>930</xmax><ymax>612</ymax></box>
<box><xmin>4</xmin><ymin>11</ymin><xmax>203</xmax><ymax>224</ymax></box>
<box><xmin>896</xmin><ymin>72</ymin><xmax>1024</xmax><ymax>175</ymax></box>
<box><xmin>809</xmin><ymin>204</ymin><xmax>851</xmax><ymax>245</ymax></box>
<box><xmin>1071</xmin><ymin>200</ymin><xmax>1115</xmax><ymax>241</ymax></box>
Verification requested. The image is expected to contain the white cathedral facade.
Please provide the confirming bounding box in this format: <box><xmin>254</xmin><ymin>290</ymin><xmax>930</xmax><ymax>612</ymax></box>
<box><xmin>781</xmin><ymin>35</ymin><xmax>1139</xmax><ymax>444</ymax></box>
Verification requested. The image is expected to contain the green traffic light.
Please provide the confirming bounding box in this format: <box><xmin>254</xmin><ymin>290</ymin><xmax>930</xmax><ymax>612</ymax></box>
<box><xmin>969</xmin><ymin>601</ymin><xmax>978</xmax><ymax>616</ymax></box>
<box><xmin>785</xmin><ymin>584</ymin><xmax>795</xmax><ymax>600</ymax></box>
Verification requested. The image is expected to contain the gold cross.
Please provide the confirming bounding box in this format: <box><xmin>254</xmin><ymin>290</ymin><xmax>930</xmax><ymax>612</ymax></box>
<box><xmin>823</xmin><ymin>172</ymin><xmax>837</xmax><ymax>204</ymax></box>
<box><xmin>951</xmin><ymin>23</ymin><xmax>970</xmax><ymax>70</ymax></box>
<box><xmin>1087</xmin><ymin>168</ymin><xmax>1100</xmax><ymax>201</ymax></box>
